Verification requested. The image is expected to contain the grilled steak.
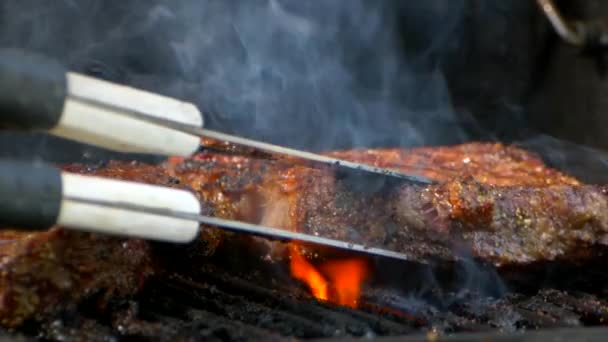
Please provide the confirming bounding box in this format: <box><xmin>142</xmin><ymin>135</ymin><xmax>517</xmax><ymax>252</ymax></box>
<box><xmin>135</xmin><ymin>142</ymin><xmax>606</xmax><ymax>266</ymax></box>
<box><xmin>1</xmin><ymin>142</ymin><xmax>607</xmax><ymax>326</ymax></box>
<box><xmin>298</xmin><ymin>144</ymin><xmax>608</xmax><ymax>265</ymax></box>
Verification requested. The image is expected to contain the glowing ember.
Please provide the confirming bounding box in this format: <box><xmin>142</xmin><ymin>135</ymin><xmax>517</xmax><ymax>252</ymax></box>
<box><xmin>289</xmin><ymin>244</ymin><xmax>370</xmax><ymax>308</ymax></box>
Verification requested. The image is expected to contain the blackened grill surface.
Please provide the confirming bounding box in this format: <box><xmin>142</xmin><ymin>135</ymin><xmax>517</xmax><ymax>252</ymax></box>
<box><xmin>5</xmin><ymin>258</ymin><xmax>608</xmax><ymax>341</ymax></box>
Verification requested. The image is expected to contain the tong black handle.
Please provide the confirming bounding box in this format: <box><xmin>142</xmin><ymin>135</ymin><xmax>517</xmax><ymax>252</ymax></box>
<box><xmin>0</xmin><ymin>159</ymin><xmax>62</xmax><ymax>229</ymax></box>
<box><xmin>0</xmin><ymin>48</ymin><xmax>67</xmax><ymax>130</ymax></box>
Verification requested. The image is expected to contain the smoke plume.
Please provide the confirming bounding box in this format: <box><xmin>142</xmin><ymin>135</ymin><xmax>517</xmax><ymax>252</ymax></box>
<box><xmin>0</xmin><ymin>0</ymin><xmax>491</xmax><ymax>159</ymax></box>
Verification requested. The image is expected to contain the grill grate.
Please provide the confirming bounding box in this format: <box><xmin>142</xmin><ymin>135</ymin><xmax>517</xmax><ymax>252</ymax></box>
<box><xmin>2</xmin><ymin>237</ymin><xmax>608</xmax><ymax>341</ymax></box>
<box><xmin>5</xmin><ymin>260</ymin><xmax>606</xmax><ymax>341</ymax></box>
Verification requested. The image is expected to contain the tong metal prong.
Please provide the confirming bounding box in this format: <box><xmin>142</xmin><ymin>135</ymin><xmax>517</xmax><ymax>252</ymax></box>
<box><xmin>0</xmin><ymin>48</ymin><xmax>433</xmax><ymax>185</ymax></box>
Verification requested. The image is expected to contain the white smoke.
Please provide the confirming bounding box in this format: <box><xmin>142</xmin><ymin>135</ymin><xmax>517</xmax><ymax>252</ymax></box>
<box><xmin>0</xmin><ymin>1</ymin><xmax>540</xmax><ymax>160</ymax></box>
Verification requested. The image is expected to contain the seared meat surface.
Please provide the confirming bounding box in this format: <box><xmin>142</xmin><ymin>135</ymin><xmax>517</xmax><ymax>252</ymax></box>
<box><xmin>0</xmin><ymin>142</ymin><xmax>606</xmax><ymax>327</ymax></box>
<box><xmin>326</xmin><ymin>143</ymin><xmax>579</xmax><ymax>186</ymax></box>
<box><xmin>293</xmin><ymin>144</ymin><xmax>607</xmax><ymax>265</ymax></box>
<box><xmin>156</xmin><ymin>142</ymin><xmax>606</xmax><ymax>266</ymax></box>
<box><xmin>396</xmin><ymin>181</ymin><xmax>608</xmax><ymax>265</ymax></box>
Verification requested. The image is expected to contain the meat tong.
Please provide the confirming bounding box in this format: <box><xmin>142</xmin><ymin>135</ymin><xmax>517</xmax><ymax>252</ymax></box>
<box><xmin>0</xmin><ymin>160</ymin><xmax>411</xmax><ymax>261</ymax></box>
<box><xmin>0</xmin><ymin>49</ymin><xmax>431</xmax><ymax>185</ymax></box>
<box><xmin>0</xmin><ymin>48</ymin><xmax>431</xmax><ymax>261</ymax></box>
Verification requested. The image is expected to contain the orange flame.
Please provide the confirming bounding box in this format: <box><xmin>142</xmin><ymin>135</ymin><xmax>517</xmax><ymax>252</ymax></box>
<box><xmin>289</xmin><ymin>244</ymin><xmax>370</xmax><ymax>308</ymax></box>
<box><xmin>319</xmin><ymin>258</ymin><xmax>370</xmax><ymax>307</ymax></box>
<box><xmin>289</xmin><ymin>245</ymin><xmax>329</xmax><ymax>301</ymax></box>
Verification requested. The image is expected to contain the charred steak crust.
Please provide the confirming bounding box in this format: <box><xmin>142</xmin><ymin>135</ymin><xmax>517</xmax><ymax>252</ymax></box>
<box><xmin>294</xmin><ymin>143</ymin><xmax>604</xmax><ymax>264</ymax></box>
<box><xmin>0</xmin><ymin>142</ymin><xmax>604</xmax><ymax>327</ymax></box>
<box><xmin>0</xmin><ymin>229</ymin><xmax>152</xmax><ymax>327</ymax></box>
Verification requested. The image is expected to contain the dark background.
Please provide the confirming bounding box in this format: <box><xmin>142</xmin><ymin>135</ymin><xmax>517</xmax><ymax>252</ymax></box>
<box><xmin>1</xmin><ymin>0</ymin><xmax>608</xmax><ymax>181</ymax></box>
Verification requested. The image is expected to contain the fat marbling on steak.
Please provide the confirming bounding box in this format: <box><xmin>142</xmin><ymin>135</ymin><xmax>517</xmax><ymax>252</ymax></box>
<box><xmin>0</xmin><ymin>142</ymin><xmax>606</xmax><ymax>327</ymax></box>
